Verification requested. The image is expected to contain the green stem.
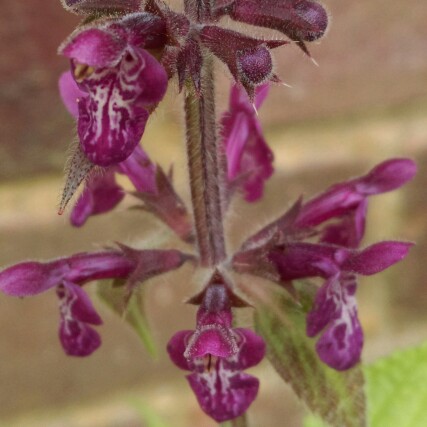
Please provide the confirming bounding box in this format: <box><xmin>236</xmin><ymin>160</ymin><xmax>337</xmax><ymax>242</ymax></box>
<box><xmin>220</xmin><ymin>414</ymin><xmax>249</xmax><ymax>427</ymax></box>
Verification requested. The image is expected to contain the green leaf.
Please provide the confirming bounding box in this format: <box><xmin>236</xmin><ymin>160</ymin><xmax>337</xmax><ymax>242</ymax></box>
<box><xmin>253</xmin><ymin>283</ymin><xmax>366</xmax><ymax>427</ymax></box>
<box><xmin>97</xmin><ymin>280</ymin><xmax>157</xmax><ymax>357</ymax></box>
<box><xmin>220</xmin><ymin>414</ymin><xmax>248</xmax><ymax>427</ymax></box>
<box><xmin>128</xmin><ymin>397</ymin><xmax>170</xmax><ymax>427</ymax></box>
<box><xmin>365</xmin><ymin>341</ymin><xmax>427</xmax><ymax>427</ymax></box>
<box><xmin>303</xmin><ymin>414</ymin><xmax>330</xmax><ymax>427</ymax></box>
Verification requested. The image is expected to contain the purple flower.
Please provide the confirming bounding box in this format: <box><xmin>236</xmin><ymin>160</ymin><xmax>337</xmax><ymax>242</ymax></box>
<box><xmin>221</xmin><ymin>84</ymin><xmax>273</xmax><ymax>202</ymax></box>
<box><xmin>295</xmin><ymin>158</ymin><xmax>417</xmax><ymax>247</ymax></box>
<box><xmin>69</xmin><ymin>144</ymin><xmax>158</xmax><ymax>226</ymax></box>
<box><xmin>0</xmin><ymin>251</ymin><xmax>135</xmax><ymax>356</ymax></box>
<box><xmin>59</xmin><ymin>13</ymin><xmax>168</xmax><ymax>167</ymax></box>
<box><xmin>59</xmin><ymin>70</ymin><xmax>187</xmax><ymax>234</ymax></box>
<box><xmin>269</xmin><ymin>241</ymin><xmax>412</xmax><ymax>370</ymax></box>
<box><xmin>116</xmin><ymin>144</ymin><xmax>157</xmax><ymax>193</ymax></box>
<box><xmin>0</xmin><ymin>246</ymin><xmax>192</xmax><ymax>356</ymax></box>
<box><xmin>233</xmin><ymin>158</ymin><xmax>416</xmax><ymax>370</ymax></box>
<box><xmin>59</xmin><ymin>71</ymin><xmax>158</xmax><ymax>225</ymax></box>
<box><xmin>70</xmin><ymin>170</ymin><xmax>125</xmax><ymax>227</ymax></box>
<box><xmin>167</xmin><ymin>283</ymin><xmax>265</xmax><ymax>422</ymax></box>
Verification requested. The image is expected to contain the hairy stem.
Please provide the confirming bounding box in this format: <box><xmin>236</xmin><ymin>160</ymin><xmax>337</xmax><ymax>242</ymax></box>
<box><xmin>184</xmin><ymin>54</ymin><xmax>226</xmax><ymax>266</ymax></box>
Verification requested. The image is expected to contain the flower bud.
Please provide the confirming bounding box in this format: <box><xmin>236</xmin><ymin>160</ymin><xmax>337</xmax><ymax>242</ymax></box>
<box><xmin>230</xmin><ymin>0</ymin><xmax>329</xmax><ymax>43</ymax></box>
<box><xmin>200</xmin><ymin>25</ymin><xmax>286</xmax><ymax>98</ymax></box>
<box><xmin>237</xmin><ymin>45</ymin><xmax>273</xmax><ymax>86</ymax></box>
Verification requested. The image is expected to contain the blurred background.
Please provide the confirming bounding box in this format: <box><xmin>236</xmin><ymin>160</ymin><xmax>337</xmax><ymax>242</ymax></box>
<box><xmin>1</xmin><ymin>0</ymin><xmax>427</xmax><ymax>426</ymax></box>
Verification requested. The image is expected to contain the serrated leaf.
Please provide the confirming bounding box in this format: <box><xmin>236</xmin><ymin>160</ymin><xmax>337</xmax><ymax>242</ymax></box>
<box><xmin>97</xmin><ymin>280</ymin><xmax>157</xmax><ymax>357</ymax></box>
<box><xmin>365</xmin><ymin>341</ymin><xmax>427</xmax><ymax>427</ymax></box>
<box><xmin>253</xmin><ymin>283</ymin><xmax>366</xmax><ymax>427</ymax></box>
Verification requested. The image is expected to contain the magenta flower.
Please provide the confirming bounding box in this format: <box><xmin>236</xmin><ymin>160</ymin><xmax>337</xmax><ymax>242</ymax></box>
<box><xmin>167</xmin><ymin>283</ymin><xmax>265</xmax><ymax>422</ymax></box>
<box><xmin>0</xmin><ymin>251</ymin><xmax>135</xmax><ymax>356</ymax></box>
<box><xmin>295</xmin><ymin>158</ymin><xmax>418</xmax><ymax>247</ymax></box>
<box><xmin>70</xmin><ymin>144</ymin><xmax>158</xmax><ymax>226</ymax></box>
<box><xmin>70</xmin><ymin>170</ymin><xmax>125</xmax><ymax>227</ymax></box>
<box><xmin>59</xmin><ymin>13</ymin><xmax>168</xmax><ymax>167</ymax></box>
<box><xmin>59</xmin><ymin>69</ymin><xmax>191</xmax><ymax>236</ymax></box>
<box><xmin>269</xmin><ymin>241</ymin><xmax>413</xmax><ymax>370</ymax></box>
<box><xmin>59</xmin><ymin>71</ymin><xmax>158</xmax><ymax>225</ymax></box>
<box><xmin>0</xmin><ymin>247</ymin><xmax>192</xmax><ymax>356</ymax></box>
<box><xmin>221</xmin><ymin>84</ymin><xmax>273</xmax><ymax>202</ymax></box>
<box><xmin>233</xmin><ymin>158</ymin><xmax>416</xmax><ymax>370</ymax></box>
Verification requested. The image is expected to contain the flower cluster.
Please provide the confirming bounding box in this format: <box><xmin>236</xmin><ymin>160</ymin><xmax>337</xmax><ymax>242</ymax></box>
<box><xmin>0</xmin><ymin>0</ymin><xmax>416</xmax><ymax>423</ymax></box>
<box><xmin>233</xmin><ymin>158</ymin><xmax>416</xmax><ymax>370</ymax></box>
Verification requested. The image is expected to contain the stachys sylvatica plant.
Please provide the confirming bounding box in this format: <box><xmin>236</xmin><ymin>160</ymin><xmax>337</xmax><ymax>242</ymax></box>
<box><xmin>0</xmin><ymin>0</ymin><xmax>416</xmax><ymax>424</ymax></box>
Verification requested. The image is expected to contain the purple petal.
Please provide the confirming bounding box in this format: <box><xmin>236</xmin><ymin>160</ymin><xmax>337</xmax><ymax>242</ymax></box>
<box><xmin>320</xmin><ymin>200</ymin><xmax>367</xmax><ymax>248</ymax></box>
<box><xmin>131</xmin><ymin>48</ymin><xmax>169</xmax><ymax>105</ymax></box>
<box><xmin>342</xmin><ymin>241</ymin><xmax>413</xmax><ymax>275</ymax></box>
<box><xmin>58</xmin><ymin>71</ymin><xmax>86</xmax><ymax>118</ymax></box>
<box><xmin>0</xmin><ymin>252</ymin><xmax>135</xmax><ymax>297</ymax></box>
<box><xmin>184</xmin><ymin>326</ymin><xmax>238</xmax><ymax>359</ymax></box>
<box><xmin>231</xmin><ymin>328</ymin><xmax>266</xmax><ymax>370</ymax></box>
<box><xmin>0</xmin><ymin>261</ymin><xmax>65</xmax><ymax>296</ymax></box>
<box><xmin>117</xmin><ymin>145</ymin><xmax>157</xmax><ymax>193</ymax></box>
<box><xmin>296</xmin><ymin>159</ymin><xmax>416</xmax><ymax>229</ymax></box>
<box><xmin>222</xmin><ymin>84</ymin><xmax>273</xmax><ymax>202</ymax></box>
<box><xmin>315</xmin><ymin>297</ymin><xmax>363</xmax><ymax>371</ymax></box>
<box><xmin>306</xmin><ymin>275</ymin><xmax>342</xmax><ymax>337</ymax></box>
<box><xmin>64</xmin><ymin>251</ymin><xmax>136</xmax><ymax>284</ymax></box>
<box><xmin>167</xmin><ymin>330</ymin><xmax>193</xmax><ymax>371</ymax></box>
<box><xmin>224</xmin><ymin>111</ymin><xmax>250</xmax><ymax>179</ymax></box>
<box><xmin>58</xmin><ymin>315</ymin><xmax>101</xmax><ymax>357</ymax></box>
<box><xmin>187</xmin><ymin>369</ymin><xmax>260</xmax><ymax>422</ymax></box>
<box><xmin>57</xmin><ymin>282</ymin><xmax>102</xmax><ymax>356</ymax></box>
<box><xmin>76</xmin><ymin>47</ymin><xmax>167</xmax><ymax>166</ymax></box>
<box><xmin>59</xmin><ymin>318</ymin><xmax>101</xmax><ymax>356</ymax></box>
<box><xmin>296</xmin><ymin>184</ymin><xmax>365</xmax><ymax>229</ymax></box>
<box><xmin>357</xmin><ymin>158</ymin><xmax>417</xmax><ymax>195</ymax></box>
<box><xmin>186</xmin><ymin>311</ymin><xmax>235</xmax><ymax>360</ymax></box>
<box><xmin>268</xmin><ymin>243</ymin><xmax>346</xmax><ymax>281</ymax></box>
<box><xmin>60</xmin><ymin>282</ymin><xmax>102</xmax><ymax>325</ymax></box>
<box><xmin>253</xmin><ymin>83</ymin><xmax>269</xmax><ymax>110</ymax></box>
<box><xmin>70</xmin><ymin>170</ymin><xmax>125</xmax><ymax>227</ymax></box>
<box><xmin>60</xmin><ymin>27</ymin><xmax>126</xmax><ymax>68</ymax></box>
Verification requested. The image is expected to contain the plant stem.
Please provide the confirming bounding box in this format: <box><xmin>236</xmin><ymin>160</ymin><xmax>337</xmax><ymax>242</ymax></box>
<box><xmin>184</xmin><ymin>54</ymin><xmax>227</xmax><ymax>266</ymax></box>
<box><xmin>220</xmin><ymin>414</ymin><xmax>249</xmax><ymax>427</ymax></box>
